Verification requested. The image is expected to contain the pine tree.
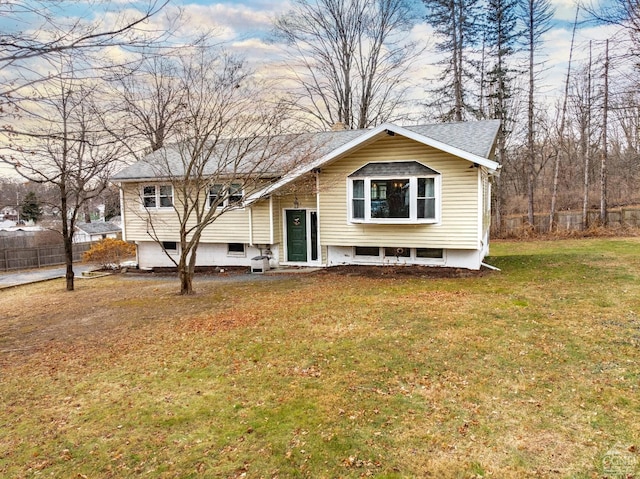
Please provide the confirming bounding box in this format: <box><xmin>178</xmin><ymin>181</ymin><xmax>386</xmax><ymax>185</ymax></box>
<box><xmin>483</xmin><ymin>0</ymin><xmax>520</xmax><ymax>232</ymax></box>
<box><xmin>20</xmin><ymin>191</ymin><xmax>42</xmax><ymax>223</ymax></box>
<box><xmin>423</xmin><ymin>0</ymin><xmax>482</xmax><ymax>121</ymax></box>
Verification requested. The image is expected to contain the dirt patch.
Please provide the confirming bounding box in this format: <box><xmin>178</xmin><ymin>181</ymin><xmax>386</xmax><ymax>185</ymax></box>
<box><xmin>316</xmin><ymin>264</ymin><xmax>489</xmax><ymax>278</ymax></box>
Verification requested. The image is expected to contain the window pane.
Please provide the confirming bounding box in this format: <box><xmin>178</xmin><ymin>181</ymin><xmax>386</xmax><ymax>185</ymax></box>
<box><xmin>418</xmin><ymin>178</ymin><xmax>426</xmax><ymax>197</ymax></box>
<box><xmin>355</xmin><ymin>246</ymin><xmax>379</xmax><ymax>256</ymax></box>
<box><xmin>425</xmin><ymin>198</ymin><xmax>435</xmax><ymax>219</ymax></box>
<box><xmin>353</xmin><ymin>179</ymin><xmax>364</xmax><ymax>198</ymax></box>
<box><xmin>371</xmin><ymin>179</ymin><xmax>409</xmax><ymax>218</ymax></box>
<box><xmin>159</xmin><ymin>186</ymin><xmax>173</xmax><ymax>207</ymax></box>
<box><xmin>228</xmin><ymin>243</ymin><xmax>245</xmax><ymax>253</ymax></box>
<box><xmin>353</xmin><ymin>199</ymin><xmax>365</xmax><ymax>219</ymax></box>
<box><xmin>209</xmin><ymin>185</ymin><xmax>221</xmax><ymax>207</ymax></box>
<box><xmin>162</xmin><ymin>241</ymin><xmax>177</xmax><ymax>251</ymax></box>
<box><xmin>229</xmin><ymin>184</ymin><xmax>243</xmax><ymax>204</ymax></box>
<box><xmin>425</xmin><ymin>178</ymin><xmax>435</xmax><ymax>197</ymax></box>
<box><xmin>416</xmin><ymin>248</ymin><xmax>443</xmax><ymax>258</ymax></box>
<box><xmin>418</xmin><ymin>178</ymin><xmax>435</xmax><ymax>198</ymax></box>
<box><xmin>418</xmin><ymin>198</ymin><xmax>436</xmax><ymax>219</ymax></box>
<box><xmin>143</xmin><ymin>186</ymin><xmax>156</xmax><ymax>208</ymax></box>
<box><xmin>384</xmin><ymin>247</ymin><xmax>410</xmax><ymax>257</ymax></box>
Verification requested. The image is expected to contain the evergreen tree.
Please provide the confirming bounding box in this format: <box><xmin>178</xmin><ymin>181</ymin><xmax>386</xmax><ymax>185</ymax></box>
<box><xmin>483</xmin><ymin>0</ymin><xmax>520</xmax><ymax>231</ymax></box>
<box><xmin>423</xmin><ymin>0</ymin><xmax>482</xmax><ymax>121</ymax></box>
<box><xmin>20</xmin><ymin>191</ymin><xmax>42</xmax><ymax>223</ymax></box>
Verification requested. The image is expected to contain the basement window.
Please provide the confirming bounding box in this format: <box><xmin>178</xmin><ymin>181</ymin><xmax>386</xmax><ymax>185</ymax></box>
<box><xmin>416</xmin><ymin>248</ymin><xmax>443</xmax><ymax>259</ymax></box>
<box><xmin>228</xmin><ymin>243</ymin><xmax>245</xmax><ymax>255</ymax></box>
<box><xmin>384</xmin><ymin>247</ymin><xmax>410</xmax><ymax>258</ymax></box>
<box><xmin>355</xmin><ymin>246</ymin><xmax>380</xmax><ymax>257</ymax></box>
<box><xmin>162</xmin><ymin>241</ymin><xmax>178</xmax><ymax>252</ymax></box>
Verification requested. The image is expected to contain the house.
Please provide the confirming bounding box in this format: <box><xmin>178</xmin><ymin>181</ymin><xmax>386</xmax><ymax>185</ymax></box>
<box><xmin>73</xmin><ymin>221</ymin><xmax>122</xmax><ymax>243</ymax></box>
<box><xmin>113</xmin><ymin>121</ymin><xmax>500</xmax><ymax>270</ymax></box>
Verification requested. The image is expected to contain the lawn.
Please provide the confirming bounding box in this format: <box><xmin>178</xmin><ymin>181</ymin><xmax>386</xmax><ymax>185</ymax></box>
<box><xmin>1</xmin><ymin>238</ymin><xmax>639</xmax><ymax>478</ymax></box>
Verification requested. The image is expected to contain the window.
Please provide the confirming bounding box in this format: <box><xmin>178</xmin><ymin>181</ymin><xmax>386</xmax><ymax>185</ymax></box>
<box><xmin>162</xmin><ymin>241</ymin><xmax>178</xmax><ymax>252</ymax></box>
<box><xmin>143</xmin><ymin>185</ymin><xmax>173</xmax><ymax>208</ymax></box>
<box><xmin>352</xmin><ymin>180</ymin><xmax>365</xmax><ymax>219</ymax></box>
<box><xmin>228</xmin><ymin>243</ymin><xmax>245</xmax><ymax>254</ymax></box>
<box><xmin>417</xmin><ymin>178</ymin><xmax>436</xmax><ymax>219</ymax></box>
<box><xmin>348</xmin><ymin>162</ymin><xmax>440</xmax><ymax>223</ymax></box>
<box><xmin>355</xmin><ymin>246</ymin><xmax>380</xmax><ymax>257</ymax></box>
<box><xmin>209</xmin><ymin>183</ymin><xmax>244</xmax><ymax>208</ymax></box>
<box><xmin>384</xmin><ymin>247</ymin><xmax>410</xmax><ymax>258</ymax></box>
<box><xmin>416</xmin><ymin>248</ymin><xmax>443</xmax><ymax>259</ymax></box>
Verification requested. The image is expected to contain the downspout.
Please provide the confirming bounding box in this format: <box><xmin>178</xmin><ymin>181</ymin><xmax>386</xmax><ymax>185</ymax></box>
<box><xmin>119</xmin><ymin>182</ymin><xmax>126</xmax><ymax>241</ymax></box>
<box><xmin>269</xmin><ymin>195</ymin><xmax>274</xmax><ymax>245</ymax></box>
<box><xmin>249</xmin><ymin>205</ymin><xmax>254</xmax><ymax>247</ymax></box>
<box><xmin>315</xmin><ymin>171</ymin><xmax>321</xmax><ymax>265</ymax></box>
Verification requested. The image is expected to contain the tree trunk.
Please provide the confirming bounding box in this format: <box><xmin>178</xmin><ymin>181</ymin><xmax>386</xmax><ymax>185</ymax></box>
<box><xmin>526</xmin><ymin>0</ymin><xmax>535</xmax><ymax>227</ymax></box>
<box><xmin>550</xmin><ymin>6</ymin><xmax>579</xmax><ymax>232</ymax></box>
<box><xmin>179</xmin><ymin>242</ymin><xmax>198</xmax><ymax>295</ymax></box>
<box><xmin>64</xmin><ymin>235</ymin><xmax>74</xmax><ymax>291</ymax></box>
<box><xmin>179</xmin><ymin>267</ymin><xmax>193</xmax><ymax>295</ymax></box>
<box><xmin>600</xmin><ymin>39</ymin><xmax>609</xmax><ymax>225</ymax></box>
<box><xmin>582</xmin><ymin>41</ymin><xmax>593</xmax><ymax>230</ymax></box>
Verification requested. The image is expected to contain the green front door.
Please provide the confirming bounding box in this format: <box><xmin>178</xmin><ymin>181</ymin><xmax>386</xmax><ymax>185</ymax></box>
<box><xmin>287</xmin><ymin>210</ymin><xmax>307</xmax><ymax>262</ymax></box>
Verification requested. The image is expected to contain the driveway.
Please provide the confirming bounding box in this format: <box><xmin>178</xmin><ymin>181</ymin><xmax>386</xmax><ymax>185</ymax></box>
<box><xmin>0</xmin><ymin>264</ymin><xmax>95</xmax><ymax>289</ymax></box>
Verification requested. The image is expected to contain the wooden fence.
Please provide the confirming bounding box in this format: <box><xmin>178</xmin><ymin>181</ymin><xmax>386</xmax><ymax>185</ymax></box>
<box><xmin>493</xmin><ymin>206</ymin><xmax>640</xmax><ymax>237</ymax></box>
<box><xmin>0</xmin><ymin>243</ymin><xmax>92</xmax><ymax>271</ymax></box>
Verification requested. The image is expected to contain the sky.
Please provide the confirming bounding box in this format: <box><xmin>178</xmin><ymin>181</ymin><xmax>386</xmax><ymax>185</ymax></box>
<box><xmin>155</xmin><ymin>0</ymin><xmax>628</xmax><ymax>106</ymax></box>
<box><xmin>0</xmin><ymin>0</ymin><xmax>631</xmax><ymax>180</ymax></box>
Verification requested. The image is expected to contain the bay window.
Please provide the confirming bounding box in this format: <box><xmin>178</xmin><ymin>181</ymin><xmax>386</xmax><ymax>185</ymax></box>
<box><xmin>348</xmin><ymin>162</ymin><xmax>440</xmax><ymax>223</ymax></box>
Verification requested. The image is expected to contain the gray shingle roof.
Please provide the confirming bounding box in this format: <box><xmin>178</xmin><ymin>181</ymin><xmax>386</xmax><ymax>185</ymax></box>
<box><xmin>349</xmin><ymin>161</ymin><xmax>439</xmax><ymax>177</ymax></box>
<box><xmin>76</xmin><ymin>222</ymin><xmax>121</xmax><ymax>235</ymax></box>
<box><xmin>112</xmin><ymin>120</ymin><xmax>500</xmax><ymax>182</ymax></box>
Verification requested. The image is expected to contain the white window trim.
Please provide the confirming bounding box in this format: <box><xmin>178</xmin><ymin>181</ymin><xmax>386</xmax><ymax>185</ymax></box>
<box><xmin>348</xmin><ymin>175</ymin><xmax>441</xmax><ymax>224</ymax></box>
<box><xmin>352</xmin><ymin>246</ymin><xmax>446</xmax><ymax>264</ymax></box>
<box><xmin>208</xmin><ymin>183</ymin><xmax>246</xmax><ymax>210</ymax></box>
<box><xmin>142</xmin><ymin>184</ymin><xmax>173</xmax><ymax>209</ymax></box>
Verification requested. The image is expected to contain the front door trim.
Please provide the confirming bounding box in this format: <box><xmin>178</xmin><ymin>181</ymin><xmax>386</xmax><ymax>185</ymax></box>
<box><xmin>283</xmin><ymin>208</ymin><xmax>320</xmax><ymax>265</ymax></box>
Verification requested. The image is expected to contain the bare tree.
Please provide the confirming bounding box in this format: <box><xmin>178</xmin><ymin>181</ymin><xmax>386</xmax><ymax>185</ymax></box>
<box><xmin>1</xmin><ymin>58</ymin><xmax>123</xmax><ymax>290</ymax></box>
<box><xmin>117</xmin><ymin>51</ymin><xmax>309</xmax><ymax>294</ymax></box>
<box><xmin>549</xmin><ymin>6</ymin><xmax>579</xmax><ymax>231</ymax></box>
<box><xmin>274</xmin><ymin>0</ymin><xmax>420</xmax><ymax>130</ymax></box>
<box><xmin>107</xmin><ymin>55</ymin><xmax>188</xmax><ymax>156</ymax></box>
<box><xmin>520</xmin><ymin>0</ymin><xmax>555</xmax><ymax>227</ymax></box>
<box><xmin>0</xmin><ymin>0</ymin><xmax>169</xmax><ymax>131</ymax></box>
<box><xmin>600</xmin><ymin>39</ymin><xmax>610</xmax><ymax>224</ymax></box>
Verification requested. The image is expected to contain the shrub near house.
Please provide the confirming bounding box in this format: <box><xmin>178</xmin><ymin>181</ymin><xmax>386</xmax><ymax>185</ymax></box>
<box><xmin>83</xmin><ymin>239</ymin><xmax>136</xmax><ymax>270</ymax></box>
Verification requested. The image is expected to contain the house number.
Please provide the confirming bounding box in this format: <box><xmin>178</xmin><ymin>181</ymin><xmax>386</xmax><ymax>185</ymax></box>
<box><xmin>293</xmin><ymin>217</ymin><xmax>301</xmax><ymax>226</ymax></box>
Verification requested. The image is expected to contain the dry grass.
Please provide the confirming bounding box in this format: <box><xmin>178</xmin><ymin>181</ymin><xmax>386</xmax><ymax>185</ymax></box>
<box><xmin>1</xmin><ymin>237</ymin><xmax>640</xmax><ymax>478</ymax></box>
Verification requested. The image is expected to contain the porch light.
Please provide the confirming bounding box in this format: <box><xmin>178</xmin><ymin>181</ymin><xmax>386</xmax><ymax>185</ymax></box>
<box><xmin>293</xmin><ymin>196</ymin><xmax>299</xmax><ymax>209</ymax></box>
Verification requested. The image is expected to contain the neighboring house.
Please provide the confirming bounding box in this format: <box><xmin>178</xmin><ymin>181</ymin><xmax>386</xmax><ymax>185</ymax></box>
<box><xmin>113</xmin><ymin>121</ymin><xmax>500</xmax><ymax>270</ymax></box>
<box><xmin>74</xmin><ymin>221</ymin><xmax>122</xmax><ymax>243</ymax></box>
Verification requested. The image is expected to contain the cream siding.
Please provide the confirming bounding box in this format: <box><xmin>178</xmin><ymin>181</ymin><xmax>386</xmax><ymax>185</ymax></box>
<box><xmin>318</xmin><ymin>135</ymin><xmax>480</xmax><ymax>250</ymax></box>
<box><xmin>249</xmin><ymin>200</ymin><xmax>273</xmax><ymax>245</ymax></box>
<box><xmin>122</xmin><ymin>182</ymin><xmax>255</xmax><ymax>243</ymax></box>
